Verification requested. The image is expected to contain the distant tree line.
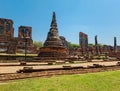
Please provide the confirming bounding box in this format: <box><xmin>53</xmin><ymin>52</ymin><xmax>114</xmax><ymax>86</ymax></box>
<box><xmin>67</xmin><ymin>42</ymin><xmax>79</xmax><ymax>49</ymax></box>
<box><xmin>33</xmin><ymin>40</ymin><xmax>104</xmax><ymax>50</ymax></box>
<box><xmin>33</xmin><ymin>41</ymin><xmax>80</xmax><ymax>49</ymax></box>
<box><xmin>88</xmin><ymin>43</ymin><xmax>103</xmax><ymax>47</ymax></box>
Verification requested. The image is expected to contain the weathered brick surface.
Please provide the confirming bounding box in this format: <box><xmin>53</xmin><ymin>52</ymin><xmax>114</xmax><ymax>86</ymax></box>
<box><xmin>0</xmin><ymin>18</ymin><xmax>36</xmax><ymax>54</ymax></box>
<box><xmin>79</xmin><ymin>32</ymin><xmax>88</xmax><ymax>54</ymax></box>
<box><xmin>39</xmin><ymin>12</ymin><xmax>69</xmax><ymax>59</ymax></box>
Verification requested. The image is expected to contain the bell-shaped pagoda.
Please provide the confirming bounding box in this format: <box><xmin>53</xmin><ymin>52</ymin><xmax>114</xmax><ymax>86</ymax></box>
<box><xmin>44</xmin><ymin>12</ymin><xmax>63</xmax><ymax>47</ymax></box>
<box><xmin>38</xmin><ymin>12</ymin><xmax>68</xmax><ymax>60</ymax></box>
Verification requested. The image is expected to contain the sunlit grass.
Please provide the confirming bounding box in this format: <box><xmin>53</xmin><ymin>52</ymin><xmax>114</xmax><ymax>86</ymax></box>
<box><xmin>0</xmin><ymin>71</ymin><xmax>120</xmax><ymax>91</ymax></box>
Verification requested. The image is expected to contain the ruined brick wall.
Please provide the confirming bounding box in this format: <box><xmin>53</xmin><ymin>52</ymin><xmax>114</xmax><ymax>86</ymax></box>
<box><xmin>0</xmin><ymin>18</ymin><xmax>14</xmax><ymax>38</ymax></box>
<box><xmin>16</xmin><ymin>38</ymin><xmax>36</xmax><ymax>53</ymax></box>
<box><xmin>17</xmin><ymin>26</ymin><xmax>36</xmax><ymax>53</ymax></box>
<box><xmin>0</xmin><ymin>18</ymin><xmax>14</xmax><ymax>53</ymax></box>
<box><xmin>7</xmin><ymin>38</ymin><xmax>17</xmax><ymax>54</ymax></box>
<box><xmin>60</xmin><ymin>36</ymin><xmax>68</xmax><ymax>48</ymax></box>
<box><xmin>0</xmin><ymin>18</ymin><xmax>36</xmax><ymax>54</ymax></box>
<box><xmin>18</xmin><ymin>26</ymin><xmax>32</xmax><ymax>39</ymax></box>
<box><xmin>79</xmin><ymin>32</ymin><xmax>88</xmax><ymax>54</ymax></box>
<box><xmin>17</xmin><ymin>38</ymin><xmax>33</xmax><ymax>47</ymax></box>
<box><xmin>102</xmin><ymin>45</ymin><xmax>113</xmax><ymax>53</ymax></box>
<box><xmin>18</xmin><ymin>26</ymin><xmax>33</xmax><ymax>47</ymax></box>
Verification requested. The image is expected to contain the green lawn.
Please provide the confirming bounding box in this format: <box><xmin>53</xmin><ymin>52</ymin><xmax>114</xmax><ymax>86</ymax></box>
<box><xmin>0</xmin><ymin>71</ymin><xmax>120</xmax><ymax>91</ymax></box>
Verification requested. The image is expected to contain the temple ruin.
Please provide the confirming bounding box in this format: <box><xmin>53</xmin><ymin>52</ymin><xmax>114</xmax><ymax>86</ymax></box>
<box><xmin>0</xmin><ymin>18</ymin><xmax>36</xmax><ymax>54</ymax></box>
<box><xmin>38</xmin><ymin>12</ymin><xmax>69</xmax><ymax>59</ymax></box>
<box><xmin>79</xmin><ymin>32</ymin><xmax>88</xmax><ymax>54</ymax></box>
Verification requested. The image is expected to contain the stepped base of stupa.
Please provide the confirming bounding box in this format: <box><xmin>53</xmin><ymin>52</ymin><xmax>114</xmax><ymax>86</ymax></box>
<box><xmin>38</xmin><ymin>46</ymin><xmax>69</xmax><ymax>60</ymax></box>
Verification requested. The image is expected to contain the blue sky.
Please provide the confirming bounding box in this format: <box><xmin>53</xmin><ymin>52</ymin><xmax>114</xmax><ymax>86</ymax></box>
<box><xmin>1</xmin><ymin>0</ymin><xmax>120</xmax><ymax>45</ymax></box>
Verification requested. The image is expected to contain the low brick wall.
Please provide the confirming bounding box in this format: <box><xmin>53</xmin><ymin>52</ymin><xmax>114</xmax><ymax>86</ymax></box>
<box><xmin>0</xmin><ymin>65</ymin><xmax>120</xmax><ymax>81</ymax></box>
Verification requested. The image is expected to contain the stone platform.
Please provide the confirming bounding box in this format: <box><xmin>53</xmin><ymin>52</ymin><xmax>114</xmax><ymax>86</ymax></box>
<box><xmin>38</xmin><ymin>46</ymin><xmax>68</xmax><ymax>59</ymax></box>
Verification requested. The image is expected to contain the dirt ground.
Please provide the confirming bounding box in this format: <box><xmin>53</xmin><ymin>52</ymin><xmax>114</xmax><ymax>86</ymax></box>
<box><xmin>0</xmin><ymin>61</ymin><xmax>119</xmax><ymax>74</ymax></box>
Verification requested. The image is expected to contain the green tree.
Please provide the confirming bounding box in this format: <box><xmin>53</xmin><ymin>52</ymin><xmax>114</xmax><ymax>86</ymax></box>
<box><xmin>88</xmin><ymin>43</ymin><xmax>95</xmax><ymax>47</ymax></box>
<box><xmin>33</xmin><ymin>41</ymin><xmax>43</xmax><ymax>50</ymax></box>
<box><xmin>67</xmin><ymin>42</ymin><xmax>79</xmax><ymax>49</ymax></box>
<box><xmin>88</xmin><ymin>43</ymin><xmax>103</xmax><ymax>47</ymax></box>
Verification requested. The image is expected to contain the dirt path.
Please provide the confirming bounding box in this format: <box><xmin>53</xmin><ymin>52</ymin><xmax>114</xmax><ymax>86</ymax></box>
<box><xmin>0</xmin><ymin>61</ymin><xmax>119</xmax><ymax>74</ymax></box>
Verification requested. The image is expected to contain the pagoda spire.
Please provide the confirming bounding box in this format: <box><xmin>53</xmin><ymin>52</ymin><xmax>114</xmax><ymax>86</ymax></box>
<box><xmin>44</xmin><ymin>12</ymin><xmax>63</xmax><ymax>47</ymax></box>
<box><xmin>50</xmin><ymin>12</ymin><xmax>57</xmax><ymax>29</ymax></box>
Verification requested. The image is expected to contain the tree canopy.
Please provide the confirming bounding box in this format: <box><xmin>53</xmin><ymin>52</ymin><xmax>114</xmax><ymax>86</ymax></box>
<box><xmin>67</xmin><ymin>42</ymin><xmax>79</xmax><ymax>49</ymax></box>
<box><xmin>33</xmin><ymin>41</ymin><xmax>43</xmax><ymax>50</ymax></box>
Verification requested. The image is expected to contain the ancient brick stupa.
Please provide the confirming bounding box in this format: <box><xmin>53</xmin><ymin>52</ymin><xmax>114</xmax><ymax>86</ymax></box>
<box><xmin>38</xmin><ymin>12</ymin><xmax>68</xmax><ymax>59</ymax></box>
